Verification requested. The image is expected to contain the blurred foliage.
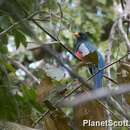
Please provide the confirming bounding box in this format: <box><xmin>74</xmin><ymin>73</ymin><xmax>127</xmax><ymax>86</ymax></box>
<box><xmin>0</xmin><ymin>0</ymin><xmax>129</xmax><ymax>130</ymax></box>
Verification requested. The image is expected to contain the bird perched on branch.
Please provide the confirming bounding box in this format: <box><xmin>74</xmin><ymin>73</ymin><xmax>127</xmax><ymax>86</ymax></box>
<box><xmin>74</xmin><ymin>32</ymin><xmax>104</xmax><ymax>89</ymax></box>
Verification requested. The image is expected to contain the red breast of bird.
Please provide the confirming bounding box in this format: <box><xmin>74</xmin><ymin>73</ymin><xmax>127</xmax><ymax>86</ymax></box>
<box><xmin>75</xmin><ymin>43</ymin><xmax>90</xmax><ymax>60</ymax></box>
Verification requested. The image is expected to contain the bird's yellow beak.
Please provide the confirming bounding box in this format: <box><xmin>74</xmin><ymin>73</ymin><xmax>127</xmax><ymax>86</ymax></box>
<box><xmin>73</xmin><ymin>32</ymin><xmax>80</xmax><ymax>37</ymax></box>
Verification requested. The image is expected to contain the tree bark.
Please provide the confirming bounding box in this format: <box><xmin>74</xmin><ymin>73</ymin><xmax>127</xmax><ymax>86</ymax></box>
<box><xmin>0</xmin><ymin>121</ymin><xmax>40</xmax><ymax>130</ymax></box>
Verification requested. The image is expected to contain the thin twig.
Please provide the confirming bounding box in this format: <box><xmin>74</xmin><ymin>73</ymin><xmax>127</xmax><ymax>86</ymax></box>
<box><xmin>120</xmin><ymin>0</ymin><xmax>125</xmax><ymax>10</ymax></box>
<box><xmin>0</xmin><ymin>22</ymin><xmax>18</xmax><ymax>37</ymax></box>
<box><xmin>0</xmin><ymin>10</ymin><xmax>46</xmax><ymax>37</ymax></box>
<box><xmin>32</xmin><ymin>110</ymin><xmax>49</xmax><ymax>127</ymax></box>
<box><xmin>103</xmin><ymin>74</ymin><xmax>118</xmax><ymax>85</ymax></box>
<box><xmin>57</xmin><ymin>2</ymin><xmax>63</xmax><ymax>37</ymax></box>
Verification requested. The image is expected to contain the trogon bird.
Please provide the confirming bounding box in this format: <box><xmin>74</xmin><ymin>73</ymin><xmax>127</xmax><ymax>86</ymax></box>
<box><xmin>74</xmin><ymin>32</ymin><xmax>104</xmax><ymax>89</ymax></box>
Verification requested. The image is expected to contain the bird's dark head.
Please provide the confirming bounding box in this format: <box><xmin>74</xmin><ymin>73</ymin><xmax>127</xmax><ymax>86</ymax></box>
<box><xmin>73</xmin><ymin>32</ymin><xmax>90</xmax><ymax>60</ymax></box>
<box><xmin>73</xmin><ymin>32</ymin><xmax>88</xmax><ymax>41</ymax></box>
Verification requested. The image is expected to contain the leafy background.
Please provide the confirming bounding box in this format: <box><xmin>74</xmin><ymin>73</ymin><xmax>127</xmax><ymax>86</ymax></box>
<box><xmin>0</xmin><ymin>0</ymin><xmax>130</xmax><ymax>130</ymax></box>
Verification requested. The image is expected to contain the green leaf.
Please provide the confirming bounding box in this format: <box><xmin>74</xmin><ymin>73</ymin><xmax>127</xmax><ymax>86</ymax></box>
<box><xmin>0</xmin><ymin>44</ymin><xmax>8</xmax><ymax>54</ymax></box>
<box><xmin>14</xmin><ymin>30</ymin><xmax>27</xmax><ymax>48</ymax></box>
<box><xmin>21</xmin><ymin>86</ymin><xmax>36</xmax><ymax>102</ymax></box>
<box><xmin>97</xmin><ymin>0</ymin><xmax>106</xmax><ymax>5</ymax></box>
<box><xmin>0</xmin><ymin>15</ymin><xmax>12</xmax><ymax>29</ymax></box>
<box><xmin>0</xmin><ymin>28</ymin><xmax>8</xmax><ymax>45</ymax></box>
<box><xmin>6</xmin><ymin>64</ymin><xmax>16</xmax><ymax>73</ymax></box>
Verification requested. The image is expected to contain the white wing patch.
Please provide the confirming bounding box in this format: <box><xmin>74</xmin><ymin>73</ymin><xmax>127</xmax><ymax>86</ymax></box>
<box><xmin>79</xmin><ymin>43</ymin><xmax>90</xmax><ymax>56</ymax></box>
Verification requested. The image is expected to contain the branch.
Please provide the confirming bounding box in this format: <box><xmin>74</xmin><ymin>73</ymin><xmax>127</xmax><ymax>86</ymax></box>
<box><xmin>32</xmin><ymin>110</ymin><xmax>49</xmax><ymax>127</ymax></box>
<box><xmin>121</xmin><ymin>62</ymin><xmax>130</xmax><ymax>72</ymax></box>
<box><xmin>118</xmin><ymin>18</ymin><xmax>130</xmax><ymax>51</ymax></box>
<box><xmin>60</xmin><ymin>84</ymin><xmax>130</xmax><ymax>107</ymax></box>
<box><xmin>124</xmin><ymin>0</ymin><xmax>130</xmax><ymax>14</ymax></box>
<box><xmin>108</xmin><ymin>97</ymin><xmax>130</xmax><ymax>120</ymax></box>
<box><xmin>105</xmin><ymin>49</ymin><xmax>112</xmax><ymax>88</ymax></box>
<box><xmin>0</xmin><ymin>22</ymin><xmax>18</xmax><ymax>36</ymax></box>
<box><xmin>103</xmin><ymin>74</ymin><xmax>118</xmax><ymax>85</ymax></box>
<box><xmin>106</xmin><ymin>19</ymin><xmax>119</xmax><ymax>88</ymax></box>
<box><xmin>26</xmin><ymin>41</ymin><xmax>58</xmax><ymax>50</ymax></box>
<box><xmin>57</xmin><ymin>2</ymin><xmax>63</xmax><ymax>37</ymax></box>
<box><xmin>11</xmin><ymin>60</ymin><xmax>40</xmax><ymax>84</ymax></box>
<box><xmin>0</xmin><ymin>121</ymin><xmax>40</xmax><ymax>130</ymax></box>
<box><xmin>107</xmin><ymin>20</ymin><xmax>118</xmax><ymax>87</ymax></box>
<box><xmin>120</xmin><ymin>0</ymin><xmax>125</xmax><ymax>10</ymax></box>
<box><xmin>104</xmin><ymin>102</ymin><xmax>112</xmax><ymax>130</ymax></box>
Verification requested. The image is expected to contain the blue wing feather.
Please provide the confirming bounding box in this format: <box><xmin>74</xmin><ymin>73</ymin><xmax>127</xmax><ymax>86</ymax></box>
<box><xmin>90</xmin><ymin>52</ymin><xmax>104</xmax><ymax>89</ymax></box>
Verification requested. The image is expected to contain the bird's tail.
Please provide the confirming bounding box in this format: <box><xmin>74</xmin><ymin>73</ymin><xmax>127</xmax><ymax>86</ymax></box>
<box><xmin>92</xmin><ymin>52</ymin><xmax>104</xmax><ymax>89</ymax></box>
<box><xmin>93</xmin><ymin>71</ymin><xmax>103</xmax><ymax>88</ymax></box>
